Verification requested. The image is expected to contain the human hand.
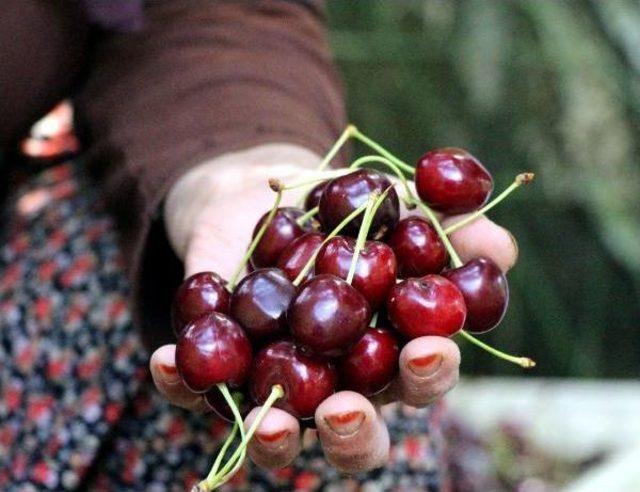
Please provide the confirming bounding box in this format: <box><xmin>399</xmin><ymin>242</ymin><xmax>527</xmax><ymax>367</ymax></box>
<box><xmin>149</xmin><ymin>143</ymin><xmax>518</xmax><ymax>473</ymax></box>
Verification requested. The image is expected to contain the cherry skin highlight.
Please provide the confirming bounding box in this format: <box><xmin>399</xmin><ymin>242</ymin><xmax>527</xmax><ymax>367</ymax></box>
<box><xmin>230</xmin><ymin>268</ymin><xmax>296</xmax><ymax>342</ymax></box>
<box><xmin>442</xmin><ymin>257</ymin><xmax>508</xmax><ymax>334</ymax></box>
<box><xmin>175</xmin><ymin>312</ymin><xmax>252</xmax><ymax>392</ymax></box>
<box><xmin>288</xmin><ymin>274</ymin><xmax>371</xmax><ymax>358</ymax></box>
<box><xmin>388</xmin><ymin>216</ymin><xmax>449</xmax><ymax>277</ymax></box>
<box><xmin>319</xmin><ymin>169</ymin><xmax>400</xmax><ymax>239</ymax></box>
<box><xmin>304</xmin><ymin>181</ymin><xmax>328</xmax><ymax>211</ymax></box>
<box><xmin>315</xmin><ymin>236</ymin><xmax>397</xmax><ymax>310</ymax></box>
<box><xmin>171</xmin><ymin>272</ymin><xmax>230</xmax><ymax>335</ymax></box>
<box><xmin>250</xmin><ymin>340</ymin><xmax>337</xmax><ymax>420</ymax></box>
<box><xmin>276</xmin><ymin>232</ymin><xmax>325</xmax><ymax>283</ymax></box>
<box><xmin>338</xmin><ymin>327</ymin><xmax>400</xmax><ymax>396</ymax></box>
<box><xmin>250</xmin><ymin>207</ymin><xmax>307</xmax><ymax>268</ymax></box>
<box><xmin>415</xmin><ymin>148</ymin><xmax>493</xmax><ymax>214</ymax></box>
<box><xmin>387</xmin><ymin>275</ymin><xmax>467</xmax><ymax>339</ymax></box>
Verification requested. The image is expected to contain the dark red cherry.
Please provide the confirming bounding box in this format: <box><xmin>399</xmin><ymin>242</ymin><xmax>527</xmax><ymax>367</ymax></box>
<box><xmin>304</xmin><ymin>181</ymin><xmax>328</xmax><ymax>211</ymax></box>
<box><xmin>276</xmin><ymin>232</ymin><xmax>325</xmax><ymax>283</ymax></box>
<box><xmin>171</xmin><ymin>272</ymin><xmax>230</xmax><ymax>335</ymax></box>
<box><xmin>230</xmin><ymin>268</ymin><xmax>295</xmax><ymax>341</ymax></box>
<box><xmin>204</xmin><ymin>386</ymin><xmax>252</xmax><ymax>423</ymax></box>
<box><xmin>314</xmin><ymin>236</ymin><xmax>396</xmax><ymax>310</ymax></box>
<box><xmin>387</xmin><ymin>275</ymin><xmax>466</xmax><ymax>339</ymax></box>
<box><xmin>288</xmin><ymin>274</ymin><xmax>371</xmax><ymax>358</ymax></box>
<box><xmin>175</xmin><ymin>312</ymin><xmax>252</xmax><ymax>392</ymax></box>
<box><xmin>338</xmin><ymin>327</ymin><xmax>400</xmax><ymax>396</ymax></box>
<box><xmin>250</xmin><ymin>340</ymin><xmax>337</xmax><ymax>419</ymax></box>
<box><xmin>415</xmin><ymin>148</ymin><xmax>493</xmax><ymax>214</ymax></box>
<box><xmin>442</xmin><ymin>257</ymin><xmax>508</xmax><ymax>334</ymax></box>
<box><xmin>250</xmin><ymin>207</ymin><xmax>306</xmax><ymax>268</ymax></box>
<box><xmin>319</xmin><ymin>169</ymin><xmax>400</xmax><ymax>239</ymax></box>
<box><xmin>387</xmin><ymin>216</ymin><xmax>449</xmax><ymax>277</ymax></box>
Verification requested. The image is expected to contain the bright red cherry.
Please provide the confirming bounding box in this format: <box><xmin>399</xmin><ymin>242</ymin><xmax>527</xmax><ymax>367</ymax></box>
<box><xmin>171</xmin><ymin>272</ymin><xmax>230</xmax><ymax>335</ymax></box>
<box><xmin>250</xmin><ymin>207</ymin><xmax>306</xmax><ymax>268</ymax></box>
<box><xmin>304</xmin><ymin>181</ymin><xmax>328</xmax><ymax>211</ymax></box>
<box><xmin>250</xmin><ymin>340</ymin><xmax>337</xmax><ymax>420</ymax></box>
<box><xmin>288</xmin><ymin>274</ymin><xmax>371</xmax><ymax>358</ymax></box>
<box><xmin>230</xmin><ymin>268</ymin><xmax>295</xmax><ymax>341</ymax></box>
<box><xmin>314</xmin><ymin>236</ymin><xmax>397</xmax><ymax>310</ymax></box>
<box><xmin>338</xmin><ymin>327</ymin><xmax>400</xmax><ymax>396</ymax></box>
<box><xmin>387</xmin><ymin>275</ymin><xmax>466</xmax><ymax>339</ymax></box>
<box><xmin>276</xmin><ymin>232</ymin><xmax>325</xmax><ymax>283</ymax></box>
<box><xmin>319</xmin><ymin>169</ymin><xmax>400</xmax><ymax>239</ymax></box>
<box><xmin>387</xmin><ymin>216</ymin><xmax>449</xmax><ymax>277</ymax></box>
<box><xmin>175</xmin><ymin>312</ymin><xmax>252</xmax><ymax>392</ymax></box>
<box><xmin>415</xmin><ymin>148</ymin><xmax>493</xmax><ymax>214</ymax></box>
<box><xmin>442</xmin><ymin>257</ymin><xmax>508</xmax><ymax>333</ymax></box>
<box><xmin>204</xmin><ymin>386</ymin><xmax>252</xmax><ymax>423</ymax></box>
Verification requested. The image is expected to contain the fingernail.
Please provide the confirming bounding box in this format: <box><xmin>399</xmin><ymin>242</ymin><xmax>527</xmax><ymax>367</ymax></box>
<box><xmin>324</xmin><ymin>411</ymin><xmax>365</xmax><ymax>436</ymax></box>
<box><xmin>159</xmin><ymin>363</ymin><xmax>180</xmax><ymax>384</ymax></box>
<box><xmin>408</xmin><ymin>353</ymin><xmax>443</xmax><ymax>377</ymax></box>
<box><xmin>256</xmin><ymin>429</ymin><xmax>290</xmax><ymax>446</ymax></box>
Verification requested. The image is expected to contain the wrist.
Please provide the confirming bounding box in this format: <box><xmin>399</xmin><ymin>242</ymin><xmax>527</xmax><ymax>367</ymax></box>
<box><xmin>164</xmin><ymin>143</ymin><xmax>321</xmax><ymax>261</ymax></box>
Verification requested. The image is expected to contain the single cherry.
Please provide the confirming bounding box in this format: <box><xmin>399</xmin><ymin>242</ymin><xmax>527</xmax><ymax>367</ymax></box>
<box><xmin>288</xmin><ymin>274</ymin><xmax>371</xmax><ymax>358</ymax></box>
<box><xmin>319</xmin><ymin>169</ymin><xmax>399</xmax><ymax>239</ymax></box>
<box><xmin>230</xmin><ymin>268</ymin><xmax>295</xmax><ymax>341</ymax></box>
<box><xmin>415</xmin><ymin>148</ymin><xmax>493</xmax><ymax>214</ymax></box>
<box><xmin>314</xmin><ymin>236</ymin><xmax>397</xmax><ymax>310</ymax></box>
<box><xmin>250</xmin><ymin>340</ymin><xmax>337</xmax><ymax>419</ymax></box>
<box><xmin>387</xmin><ymin>216</ymin><xmax>449</xmax><ymax>277</ymax></box>
<box><xmin>442</xmin><ymin>257</ymin><xmax>508</xmax><ymax>333</ymax></box>
<box><xmin>175</xmin><ymin>312</ymin><xmax>252</xmax><ymax>392</ymax></box>
<box><xmin>250</xmin><ymin>207</ymin><xmax>307</xmax><ymax>268</ymax></box>
<box><xmin>304</xmin><ymin>181</ymin><xmax>328</xmax><ymax>211</ymax></box>
<box><xmin>204</xmin><ymin>386</ymin><xmax>252</xmax><ymax>423</ymax></box>
<box><xmin>171</xmin><ymin>272</ymin><xmax>230</xmax><ymax>335</ymax></box>
<box><xmin>276</xmin><ymin>232</ymin><xmax>325</xmax><ymax>283</ymax></box>
<box><xmin>387</xmin><ymin>275</ymin><xmax>466</xmax><ymax>339</ymax></box>
<box><xmin>338</xmin><ymin>327</ymin><xmax>400</xmax><ymax>396</ymax></box>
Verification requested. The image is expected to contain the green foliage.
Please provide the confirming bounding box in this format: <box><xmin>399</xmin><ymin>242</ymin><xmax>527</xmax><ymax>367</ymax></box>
<box><xmin>328</xmin><ymin>0</ymin><xmax>640</xmax><ymax>378</ymax></box>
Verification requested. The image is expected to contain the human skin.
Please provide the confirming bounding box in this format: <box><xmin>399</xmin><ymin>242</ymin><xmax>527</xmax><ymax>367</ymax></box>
<box><xmin>149</xmin><ymin>143</ymin><xmax>519</xmax><ymax>473</ymax></box>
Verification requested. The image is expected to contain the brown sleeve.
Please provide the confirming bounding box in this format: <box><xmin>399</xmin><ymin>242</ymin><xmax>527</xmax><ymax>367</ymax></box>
<box><xmin>75</xmin><ymin>0</ymin><xmax>347</xmax><ymax>349</ymax></box>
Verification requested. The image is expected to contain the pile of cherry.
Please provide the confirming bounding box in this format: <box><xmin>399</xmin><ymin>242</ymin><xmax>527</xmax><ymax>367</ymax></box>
<box><xmin>170</xmin><ymin>126</ymin><xmax>535</xmax><ymax>491</ymax></box>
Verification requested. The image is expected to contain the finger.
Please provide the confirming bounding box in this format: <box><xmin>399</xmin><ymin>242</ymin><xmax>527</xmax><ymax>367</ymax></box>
<box><xmin>443</xmin><ymin>215</ymin><xmax>518</xmax><ymax>272</ymax></box>
<box><xmin>244</xmin><ymin>407</ymin><xmax>301</xmax><ymax>469</ymax></box>
<box><xmin>397</xmin><ymin>336</ymin><xmax>461</xmax><ymax>408</ymax></box>
<box><xmin>315</xmin><ymin>391</ymin><xmax>389</xmax><ymax>473</ymax></box>
<box><xmin>150</xmin><ymin>344</ymin><xmax>209</xmax><ymax>413</ymax></box>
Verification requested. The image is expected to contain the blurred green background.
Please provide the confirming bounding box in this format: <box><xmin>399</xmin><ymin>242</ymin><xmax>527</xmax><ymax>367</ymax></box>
<box><xmin>327</xmin><ymin>0</ymin><xmax>640</xmax><ymax>378</ymax></box>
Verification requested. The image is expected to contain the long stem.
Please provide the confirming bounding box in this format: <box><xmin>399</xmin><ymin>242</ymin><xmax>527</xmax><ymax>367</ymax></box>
<box><xmin>296</xmin><ymin>206</ymin><xmax>319</xmax><ymax>226</ymax></box>
<box><xmin>458</xmin><ymin>330</ymin><xmax>536</xmax><ymax>369</ymax></box>
<box><xmin>228</xmin><ymin>183</ymin><xmax>283</xmax><ymax>290</ymax></box>
<box><xmin>317</xmin><ymin>124</ymin><xmax>356</xmax><ymax>172</ymax></box>
<box><xmin>209</xmin><ymin>422</ymin><xmax>239</xmax><ymax>478</ymax></box>
<box><xmin>345</xmin><ymin>194</ymin><xmax>378</xmax><ymax>284</ymax></box>
<box><xmin>444</xmin><ymin>173</ymin><xmax>535</xmax><ymax>234</ymax></box>
<box><xmin>282</xmin><ymin>169</ymin><xmax>349</xmax><ymax>191</ymax></box>
<box><xmin>350</xmin><ymin>127</ymin><xmax>415</xmax><ymax>175</ymax></box>
<box><xmin>209</xmin><ymin>385</ymin><xmax>284</xmax><ymax>488</ymax></box>
<box><xmin>292</xmin><ymin>200</ymin><xmax>370</xmax><ymax>286</ymax></box>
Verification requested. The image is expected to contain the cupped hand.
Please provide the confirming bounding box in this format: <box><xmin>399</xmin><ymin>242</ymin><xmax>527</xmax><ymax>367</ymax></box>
<box><xmin>149</xmin><ymin>144</ymin><xmax>519</xmax><ymax>473</ymax></box>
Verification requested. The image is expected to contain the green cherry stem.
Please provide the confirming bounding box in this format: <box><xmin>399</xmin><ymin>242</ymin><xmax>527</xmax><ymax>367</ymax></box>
<box><xmin>444</xmin><ymin>173</ymin><xmax>535</xmax><ymax>235</ymax></box>
<box><xmin>292</xmin><ymin>200</ymin><xmax>370</xmax><ymax>286</ymax></box>
<box><xmin>317</xmin><ymin>124</ymin><xmax>356</xmax><ymax>172</ymax></box>
<box><xmin>369</xmin><ymin>311</ymin><xmax>379</xmax><ymax>327</ymax></box>
<box><xmin>208</xmin><ymin>385</ymin><xmax>285</xmax><ymax>489</ymax></box>
<box><xmin>458</xmin><ymin>330</ymin><xmax>536</xmax><ymax>369</ymax></box>
<box><xmin>345</xmin><ymin>193</ymin><xmax>378</xmax><ymax>285</ymax></box>
<box><xmin>350</xmin><ymin>127</ymin><xmax>415</xmax><ymax>175</ymax></box>
<box><xmin>282</xmin><ymin>169</ymin><xmax>349</xmax><ymax>191</ymax></box>
<box><xmin>227</xmin><ymin>179</ymin><xmax>284</xmax><ymax>290</ymax></box>
<box><xmin>349</xmin><ymin>155</ymin><xmax>415</xmax><ymax>206</ymax></box>
<box><xmin>296</xmin><ymin>206</ymin><xmax>319</xmax><ymax>226</ymax></box>
<box><xmin>208</xmin><ymin>422</ymin><xmax>239</xmax><ymax>479</ymax></box>
<box><xmin>413</xmin><ymin>200</ymin><xmax>463</xmax><ymax>268</ymax></box>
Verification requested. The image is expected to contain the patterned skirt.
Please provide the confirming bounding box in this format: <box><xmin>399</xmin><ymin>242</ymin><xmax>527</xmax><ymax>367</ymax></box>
<box><xmin>0</xmin><ymin>160</ymin><xmax>448</xmax><ymax>491</ymax></box>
